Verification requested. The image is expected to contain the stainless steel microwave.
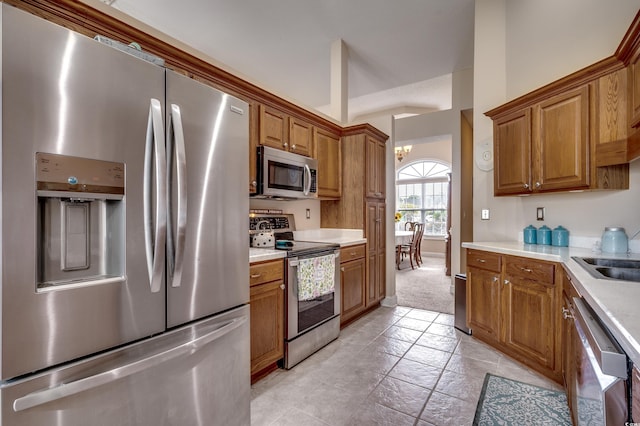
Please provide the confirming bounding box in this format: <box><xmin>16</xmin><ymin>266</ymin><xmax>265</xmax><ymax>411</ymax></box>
<box><xmin>253</xmin><ymin>146</ymin><xmax>318</xmax><ymax>199</ymax></box>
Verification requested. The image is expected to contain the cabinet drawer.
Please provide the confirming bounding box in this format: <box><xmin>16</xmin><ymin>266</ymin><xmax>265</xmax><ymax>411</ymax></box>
<box><xmin>506</xmin><ymin>256</ymin><xmax>555</xmax><ymax>284</ymax></box>
<box><xmin>467</xmin><ymin>249</ymin><xmax>502</xmax><ymax>273</ymax></box>
<box><xmin>341</xmin><ymin>244</ymin><xmax>366</xmax><ymax>262</ymax></box>
<box><xmin>250</xmin><ymin>260</ymin><xmax>284</xmax><ymax>286</ymax></box>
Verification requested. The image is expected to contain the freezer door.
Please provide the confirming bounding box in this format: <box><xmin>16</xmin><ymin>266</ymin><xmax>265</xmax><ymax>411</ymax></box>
<box><xmin>165</xmin><ymin>71</ymin><xmax>249</xmax><ymax>327</ymax></box>
<box><xmin>1</xmin><ymin>5</ymin><xmax>166</xmax><ymax>380</ymax></box>
<box><xmin>1</xmin><ymin>305</ymin><xmax>251</xmax><ymax>426</ymax></box>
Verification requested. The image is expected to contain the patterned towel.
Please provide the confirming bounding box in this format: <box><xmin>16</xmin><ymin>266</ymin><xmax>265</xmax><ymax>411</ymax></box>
<box><xmin>296</xmin><ymin>254</ymin><xmax>336</xmax><ymax>301</ymax></box>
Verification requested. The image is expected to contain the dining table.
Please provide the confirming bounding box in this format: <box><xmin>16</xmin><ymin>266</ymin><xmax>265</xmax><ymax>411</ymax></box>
<box><xmin>395</xmin><ymin>230</ymin><xmax>414</xmax><ymax>245</ymax></box>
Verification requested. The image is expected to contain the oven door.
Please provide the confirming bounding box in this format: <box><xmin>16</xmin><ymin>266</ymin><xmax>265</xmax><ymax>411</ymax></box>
<box><xmin>286</xmin><ymin>249</ymin><xmax>340</xmax><ymax>340</ymax></box>
<box><xmin>572</xmin><ymin>297</ymin><xmax>629</xmax><ymax>425</ymax></box>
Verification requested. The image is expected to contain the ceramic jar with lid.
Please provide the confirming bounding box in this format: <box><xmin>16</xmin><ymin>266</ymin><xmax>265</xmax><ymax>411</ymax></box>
<box><xmin>551</xmin><ymin>226</ymin><xmax>569</xmax><ymax>247</ymax></box>
<box><xmin>523</xmin><ymin>225</ymin><xmax>537</xmax><ymax>244</ymax></box>
<box><xmin>601</xmin><ymin>227</ymin><xmax>628</xmax><ymax>253</ymax></box>
<box><xmin>537</xmin><ymin>225</ymin><xmax>552</xmax><ymax>245</ymax></box>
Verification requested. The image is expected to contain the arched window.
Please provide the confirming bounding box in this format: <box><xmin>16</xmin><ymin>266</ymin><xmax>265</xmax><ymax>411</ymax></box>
<box><xmin>396</xmin><ymin>160</ymin><xmax>451</xmax><ymax>236</ymax></box>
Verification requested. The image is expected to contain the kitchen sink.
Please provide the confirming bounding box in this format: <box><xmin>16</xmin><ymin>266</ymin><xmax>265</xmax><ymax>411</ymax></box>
<box><xmin>573</xmin><ymin>257</ymin><xmax>640</xmax><ymax>283</ymax></box>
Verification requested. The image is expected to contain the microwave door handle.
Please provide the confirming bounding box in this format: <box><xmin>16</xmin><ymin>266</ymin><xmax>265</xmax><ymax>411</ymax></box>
<box><xmin>303</xmin><ymin>164</ymin><xmax>311</xmax><ymax>196</ymax></box>
<box><xmin>169</xmin><ymin>104</ymin><xmax>187</xmax><ymax>288</ymax></box>
<box><xmin>144</xmin><ymin>98</ymin><xmax>167</xmax><ymax>293</ymax></box>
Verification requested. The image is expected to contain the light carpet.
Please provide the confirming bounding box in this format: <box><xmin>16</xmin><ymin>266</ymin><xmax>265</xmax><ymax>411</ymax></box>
<box><xmin>395</xmin><ymin>254</ymin><xmax>454</xmax><ymax>314</ymax></box>
<box><xmin>473</xmin><ymin>373</ymin><xmax>571</xmax><ymax>426</ymax></box>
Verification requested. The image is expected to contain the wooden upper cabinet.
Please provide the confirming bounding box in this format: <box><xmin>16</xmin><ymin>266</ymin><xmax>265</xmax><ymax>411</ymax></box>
<box><xmin>534</xmin><ymin>86</ymin><xmax>589</xmax><ymax>192</ymax></box>
<box><xmin>494</xmin><ymin>108</ymin><xmax>532</xmax><ymax>195</ymax></box>
<box><xmin>289</xmin><ymin>117</ymin><xmax>313</xmax><ymax>157</ymax></box>
<box><xmin>313</xmin><ymin>127</ymin><xmax>341</xmax><ymax>198</ymax></box>
<box><xmin>259</xmin><ymin>104</ymin><xmax>288</xmax><ymax>151</ymax></box>
<box><xmin>365</xmin><ymin>136</ymin><xmax>386</xmax><ymax>199</ymax></box>
<box><xmin>258</xmin><ymin>104</ymin><xmax>314</xmax><ymax>157</ymax></box>
<box><xmin>630</xmin><ymin>50</ymin><xmax>640</xmax><ymax>128</ymax></box>
<box><xmin>491</xmin><ymin>82</ymin><xmax>629</xmax><ymax>195</ymax></box>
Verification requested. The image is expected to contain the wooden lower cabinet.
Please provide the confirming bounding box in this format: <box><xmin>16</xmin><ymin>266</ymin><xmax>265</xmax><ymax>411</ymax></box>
<box><xmin>249</xmin><ymin>260</ymin><xmax>284</xmax><ymax>381</ymax></box>
<box><xmin>340</xmin><ymin>244</ymin><xmax>367</xmax><ymax>325</ymax></box>
<box><xmin>467</xmin><ymin>266</ymin><xmax>501</xmax><ymax>339</ymax></box>
<box><xmin>466</xmin><ymin>249</ymin><xmax>562</xmax><ymax>383</ymax></box>
<box><xmin>561</xmin><ymin>275</ymin><xmax>578</xmax><ymax>426</ymax></box>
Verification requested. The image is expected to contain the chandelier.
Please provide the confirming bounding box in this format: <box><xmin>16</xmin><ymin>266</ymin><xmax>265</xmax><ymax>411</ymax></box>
<box><xmin>394</xmin><ymin>145</ymin><xmax>412</xmax><ymax>162</ymax></box>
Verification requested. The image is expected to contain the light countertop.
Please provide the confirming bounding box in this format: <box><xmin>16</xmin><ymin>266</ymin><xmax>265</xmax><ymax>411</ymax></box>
<box><xmin>293</xmin><ymin>228</ymin><xmax>366</xmax><ymax>247</ymax></box>
<box><xmin>462</xmin><ymin>241</ymin><xmax>640</xmax><ymax>365</ymax></box>
<box><xmin>249</xmin><ymin>229</ymin><xmax>366</xmax><ymax>264</ymax></box>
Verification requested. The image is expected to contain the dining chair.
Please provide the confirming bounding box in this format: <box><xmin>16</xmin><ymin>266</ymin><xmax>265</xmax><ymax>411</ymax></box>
<box><xmin>400</xmin><ymin>223</ymin><xmax>423</xmax><ymax>270</ymax></box>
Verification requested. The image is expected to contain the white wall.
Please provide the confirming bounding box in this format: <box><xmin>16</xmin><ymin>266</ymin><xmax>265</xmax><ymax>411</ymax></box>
<box><xmin>474</xmin><ymin>0</ymin><xmax>640</xmax><ymax>246</ymax></box>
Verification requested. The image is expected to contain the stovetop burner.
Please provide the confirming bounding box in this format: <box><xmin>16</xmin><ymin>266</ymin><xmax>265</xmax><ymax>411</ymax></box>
<box><xmin>250</xmin><ymin>213</ymin><xmax>339</xmax><ymax>257</ymax></box>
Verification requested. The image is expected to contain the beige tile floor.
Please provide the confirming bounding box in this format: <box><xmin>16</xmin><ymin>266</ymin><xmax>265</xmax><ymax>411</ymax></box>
<box><xmin>250</xmin><ymin>306</ymin><xmax>563</xmax><ymax>426</ymax></box>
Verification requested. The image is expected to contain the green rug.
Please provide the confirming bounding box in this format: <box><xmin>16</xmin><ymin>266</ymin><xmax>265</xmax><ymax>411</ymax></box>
<box><xmin>473</xmin><ymin>373</ymin><xmax>571</xmax><ymax>425</ymax></box>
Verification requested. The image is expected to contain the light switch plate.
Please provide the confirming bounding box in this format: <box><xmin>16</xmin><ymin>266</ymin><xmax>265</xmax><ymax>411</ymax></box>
<box><xmin>536</xmin><ymin>207</ymin><xmax>545</xmax><ymax>221</ymax></box>
<box><xmin>481</xmin><ymin>209</ymin><xmax>490</xmax><ymax>220</ymax></box>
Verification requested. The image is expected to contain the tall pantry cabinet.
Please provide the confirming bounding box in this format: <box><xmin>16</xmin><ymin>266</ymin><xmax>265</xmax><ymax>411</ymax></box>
<box><xmin>321</xmin><ymin>124</ymin><xmax>388</xmax><ymax>322</ymax></box>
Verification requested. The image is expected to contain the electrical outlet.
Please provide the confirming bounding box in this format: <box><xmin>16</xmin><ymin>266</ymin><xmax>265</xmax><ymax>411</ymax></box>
<box><xmin>481</xmin><ymin>209</ymin><xmax>490</xmax><ymax>220</ymax></box>
<box><xmin>536</xmin><ymin>207</ymin><xmax>545</xmax><ymax>221</ymax></box>
<box><xmin>306</xmin><ymin>208</ymin><xmax>311</xmax><ymax>219</ymax></box>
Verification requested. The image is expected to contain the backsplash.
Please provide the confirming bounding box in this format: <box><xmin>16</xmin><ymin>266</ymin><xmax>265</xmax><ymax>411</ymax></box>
<box><xmin>518</xmin><ymin>232</ymin><xmax>640</xmax><ymax>254</ymax></box>
<box><xmin>249</xmin><ymin>198</ymin><xmax>320</xmax><ymax>230</ymax></box>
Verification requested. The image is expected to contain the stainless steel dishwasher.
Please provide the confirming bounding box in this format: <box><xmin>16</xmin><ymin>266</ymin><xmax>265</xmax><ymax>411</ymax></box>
<box><xmin>454</xmin><ymin>274</ymin><xmax>471</xmax><ymax>335</ymax></box>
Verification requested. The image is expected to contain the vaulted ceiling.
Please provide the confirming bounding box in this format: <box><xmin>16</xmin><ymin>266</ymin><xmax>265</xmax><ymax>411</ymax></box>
<box><xmin>106</xmin><ymin>0</ymin><xmax>475</xmax><ymax>122</ymax></box>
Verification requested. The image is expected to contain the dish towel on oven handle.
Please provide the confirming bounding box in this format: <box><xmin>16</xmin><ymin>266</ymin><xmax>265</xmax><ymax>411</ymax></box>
<box><xmin>296</xmin><ymin>254</ymin><xmax>335</xmax><ymax>301</ymax></box>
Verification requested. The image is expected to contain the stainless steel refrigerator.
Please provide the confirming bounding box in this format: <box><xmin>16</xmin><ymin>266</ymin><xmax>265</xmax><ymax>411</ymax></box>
<box><xmin>0</xmin><ymin>4</ymin><xmax>250</xmax><ymax>425</ymax></box>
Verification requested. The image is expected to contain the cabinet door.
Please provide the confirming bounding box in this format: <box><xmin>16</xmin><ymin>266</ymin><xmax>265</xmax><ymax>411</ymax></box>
<box><xmin>340</xmin><ymin>257</ymin><xmax>366</xmax><ymax>324</ymax></box>
<box><xmin>494</xmin><ymin>108</ymin><xmax>532</xmax><ymax>195</ymax></box>
<box><xmin>502</xmin><ymin>275</ymin><xmax>555</xmax><ymax>370</ymax></box>
<box><xmin>366</xmin><ymin>136</ymin><xmax>386</xmax><ymax>198</ymax></box>
<box><xmin>365</xmin><ymin>201</ymin><xmax>385</xmax><ymax>306</ymax></box>
<box><xmin>630</xmin><ymin>51</ymin><xmax>640</xmax><ymax>128</ymax></box>
<box><xmin>259</xmin><ymin>104</ymin><xmax>288</xmax><ymax>151</ymax></box>
<box><xmin>535</xmin><ymin>86</ymin><xmax>589</xmax><ymax>191</ymax></box>
<box><xmin>289</xmin><ymin>117</ymin><xmax>313</xmax><ymax>157</ymax></box>
<box><xmin>467</xmin><ymin>266</ymin><xmax>501</xmax><ymax>339</ymax></box>
<box><xmin>249</xmin><ymin>280</ymin><xmax>284</xmax><ymax>375</ymax></box>
<box><xmin>314</xmin><ymin>128</ymin><xmax>341</xmax><ymax>198</ymax></box>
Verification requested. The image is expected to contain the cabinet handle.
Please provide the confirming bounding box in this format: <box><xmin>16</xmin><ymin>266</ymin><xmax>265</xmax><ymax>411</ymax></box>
<box><xmin>279</xmin><ymin>284</ymin><xmax>285</xmax><ymax>290</ymax></box>
<box><xmin>492</xmin><ymin>277</ymin><xmax>498</xmax><ymax>283</ymax></box>
<box><xmin>291</xmin><ymin>144</ymin><xmax>296</xmax><ymax>150</ymax></box>
<box><xmin>535</xmin><ymin>181</ymin><xmax>541</xmax><ymax>188</ymax></box>
<box><xmin>340</xmin><ymin>267</ymin><xmax>345</xmax><ymax>272</ymax></box>
<box><xmin>350</xmin><ymin>252</ymin><xmax>356</xmax><ymax>256</ymax></box>
<box><xmin>520</xmin><ymin>267</ymin><xmax>533</xmax><ymax>273</ymax></box>
<box><xmin>523</xmin><ymin>183</ymin><xmax>529</xmax><ymax>189</ymax></box>
<box><xmin>562</xmin><ymin>307</ymin><xmax>573</xmax><ymax>320</ymax></box>
<box><xmin>251</xmin><ymin>180</ymin><xmax>257</xmax><ymax>188</ymax></box>
<box><xmin>250</xmin><ymin>273</ymin><xmax>261</xmax><ymax>279</ymax></box>
<box><xmin>504</xmin><ymin>279</ymin><xmax>510</xmax><ymax>285</ymax></box>
<box><xmin>476</xmin><ymin>259</ymin><xmax>486</xmax><ymax>263</ymax></box>
<box><xmin>283</xmin><ymin>142</ymin><xmax>289</xmax><ymax>148</ymax></box>
<box><xmin>375</xmin><ymin>192</ymin><xmax>382</xmax><ymax>197</ymax></box>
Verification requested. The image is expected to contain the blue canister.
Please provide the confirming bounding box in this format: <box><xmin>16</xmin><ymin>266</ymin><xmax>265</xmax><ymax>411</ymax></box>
<box><xmin>537</xmin><ymin>225</ymin><xmax>552</xmax><ymax>245</ymax></box>
<box><xmin>551</xmin><ymin>226</ymin><xmax>569</xmax><ymax>247</ymax></box>
<box><xmin>523</xmin><ymin>225</ymin><xmax>537</xmax><ymax>244</ymax></box>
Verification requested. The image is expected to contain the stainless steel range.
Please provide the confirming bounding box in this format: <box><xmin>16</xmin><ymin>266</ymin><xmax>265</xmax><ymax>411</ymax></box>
<box><xmin>250</xmin><ymin>214</ymin><xmax>341</xmax><ymax>369</ymax></box>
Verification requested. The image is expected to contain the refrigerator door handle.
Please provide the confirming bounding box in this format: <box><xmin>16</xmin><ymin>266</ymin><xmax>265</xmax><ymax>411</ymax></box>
<box><xmin>303</xmin><ymin>164</ymin><xmax>312</xmax><ymax>196</ymax></box>
<box><xmin>13</xmin><ymin>315</ymin><xmax>247</xmax><ymax>412</ymax></box>
<box><xmin>144</xmin><ymin>98</ymin><xmax>167</xmax><ymax>293</ymax></box>
<box><xmin>168</xmin><ymin>103</ymin><xmax>188</xmax><ymax>288</ymax></box>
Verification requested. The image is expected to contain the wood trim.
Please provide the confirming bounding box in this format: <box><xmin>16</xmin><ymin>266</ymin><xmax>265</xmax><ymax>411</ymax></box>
<box><xmin>5</xmin><ymin>0</ymin><xmax>343</xmax><ymax>135</ymax></box>
<box><xmin>615</xmin><ymin>9</ymin><xmax>640</xmax><ymax>64</ymax></box>
<box><xmin>342</xmin><ymin>123</ymin><xmax>389</xmax><ymax>141</ymax></box>
<box><xmin>485</xmin><ymin>56</ymin><xmax>624</xmax><ymax>119</ymax></box>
